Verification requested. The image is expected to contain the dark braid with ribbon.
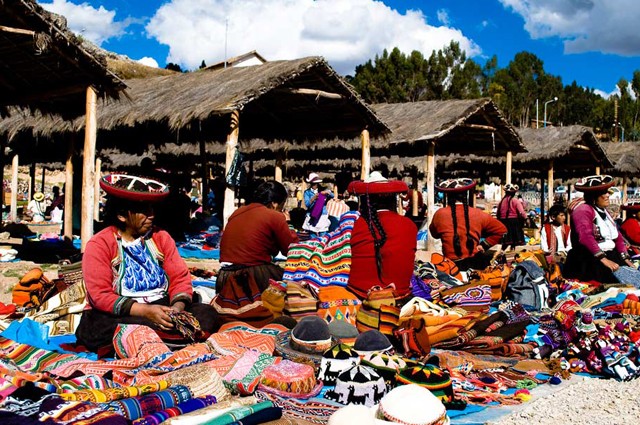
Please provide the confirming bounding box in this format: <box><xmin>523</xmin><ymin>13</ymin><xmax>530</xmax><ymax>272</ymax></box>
<box><xmin>462</xmin><ymin>195</ymin><xmax>476</xmax><ymax>253</ymax></box>
<box><xmin>361</xmin><ymin>193</ymin><xmax>390</xmax><ymax>281</ymax></box>
<box><xmin>449</xmin><ymin>193</ymin><xmax>463</xmax><ymax>257</ymax></box>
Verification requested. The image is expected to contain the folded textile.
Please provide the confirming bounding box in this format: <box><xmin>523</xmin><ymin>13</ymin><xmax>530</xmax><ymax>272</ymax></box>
<box><xmin>39</xmin><ymin>395</ymin><xmax>128</xmax><ymax>425</ymax></box>
<box><xmin>59</xmin><ymin>381</ymin><xmax>170</xmax><ymax>402</ymax></box>
<box><xmin>132</xmin><ymin>395</ymin><xmax>218</xmax><ymax>425</ymax></box>
<box><xmin>228</xmin><ymin>406</ymin><xmax>282</xmax><ymax>425</ymax></box>
<box><xmin>105</xmin><ymin>385</ymin><xmax>193</xmax><ymax>420</ymax></box>
<box><xmin>197</xmin><ymin>401</ymin><xmax>275</xmax><ymax>425</ymax></box>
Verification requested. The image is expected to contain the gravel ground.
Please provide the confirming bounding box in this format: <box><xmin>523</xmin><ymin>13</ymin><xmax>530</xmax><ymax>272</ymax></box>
<box><xmin>489</xmin><ymin>376</ymin><xmax>640</xmax><ymax>425</ymax></box>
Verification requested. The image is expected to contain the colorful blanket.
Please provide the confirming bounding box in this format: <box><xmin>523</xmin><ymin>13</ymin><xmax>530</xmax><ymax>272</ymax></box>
<box><xmin>283</xmin><ymin>212</ymin><xmax>358</xmax><ymax>288</ymax></box>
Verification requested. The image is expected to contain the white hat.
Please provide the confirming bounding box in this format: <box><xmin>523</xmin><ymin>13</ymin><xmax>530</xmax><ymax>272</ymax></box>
<box><xmin>364</xmin><ymin>171</ymin><xmax>387</xmax><ymax>183</ymax></box>
<box><xmin>307</xmin><ymin>172</ymin><xmax>323</xmax><ymax>183</ymax></box>
<box><xmin>329</xmin><ymin>404</ymin><xmax>375</xmax><ymax>425</ymax></box>
<box><xmin>372</xmin><ymin>384</ymin><xmax>449</xmax><ymax>425</ymax></box>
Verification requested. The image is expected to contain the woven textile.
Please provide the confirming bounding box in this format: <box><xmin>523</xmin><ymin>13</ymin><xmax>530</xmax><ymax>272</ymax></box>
<box><xmin>440</xmin><ymin>283</ymin><xmax>492</xmax><ymax>312</ymax></box>
<box><xmin>254</xmin><ymin>391</ymin><xmax>340</xmax><ymax>424</ymax></box>
<box><xmin>283</xmin><ymin>212</ymin><xmax>359</xmax><ymax>288</ymax></box>
<box><xmin>164</xmin><ymin>364</ymin><xmax>230</xmax><ymax>400</ymax></box>
<box><xmin>39</xmin><ymin>395</ymin><xmax>129</xmax><ymax>425</ymax></box>
<box><xmin>105</xmin><ymin>385</ymin><xmax>192</xmax><ymax>420</ymax></box>
<box><xmin>196</xmin><ymin>401</ymin><xmax>275</xmax><ymax>425</ymax></box>
<box><xmin>59</xmin><ymin>381</ymin><xmax>170</xmax><ymax>402</ymax></box>
<box><xmin>282</xmin><ymin>281</ymin><xmax>318</xmax><ymax>320</ymax></box>
<box><xmin>316</xmin><ymin>285</ymin><xmax>361</xmax><ymax>325</ymax></box>
<box><xmin>223</xmin><ymin>350</ymin><xmax>280</xmax><ymax>395</ymax></box>
<box><xmin>23</xmin><ymin>281</ymin><xmax>87</xmax><ymax>336</ymax></box>
<box><xmin>132</xmin><ymin>395</ymin><xmax>217</xmax><ymax>425</ymax></box>
<box><xmin>258</xmin><ymin>360</ymin><xmax>322</xmax><ymax>398</ymax></box>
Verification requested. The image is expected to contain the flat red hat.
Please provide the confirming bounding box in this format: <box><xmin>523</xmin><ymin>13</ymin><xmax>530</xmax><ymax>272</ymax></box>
<box><xmin>436</xmin><ymin>178</ymin><xmax>476</xmax><ymax>193</ymax></box>
<box><xmin>574</xmin><ymin>175</ymin><xmax>615</xmax><ymax>192</ymax></box>
<box><xmin>621</xmin><ymin>201</ymin><xmax>640</xmax><ymax>212</ymax></box>
<box><xmin>348</xmin><ymin>171</ymin><xmax>408</xmax><ymax>195</ymax></box>
<box><xmin>100</xmin><ymin>174</ymin><xmax>170</xmax><ymax>202</ymax></box>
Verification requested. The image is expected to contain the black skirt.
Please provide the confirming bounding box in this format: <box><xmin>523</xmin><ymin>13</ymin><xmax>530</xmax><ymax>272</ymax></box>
<box><xmin>216</xmin><ymin>263</ymin><xmax>284</xmax><ymax>293</ymax></box>
<box><xmin>563</xmin><ymin>244</ymin><xmax>625</xmax><ymax>283</ymax></box>
<box><xmin>499</xmin><ymin>218</ymin><xmax>525</xmax><ymax>247</ymax></box>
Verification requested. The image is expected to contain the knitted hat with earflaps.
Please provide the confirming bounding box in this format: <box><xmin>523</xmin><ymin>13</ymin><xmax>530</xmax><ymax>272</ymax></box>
<box><xmin>325</xmin><ymin>364</ymin><xmax>386</xmax><ymax>407</ymax></box>
<box><xmin>396</xmin><ymin>363</ymin><xmax>467</xmax><ymax>410</ymax></box>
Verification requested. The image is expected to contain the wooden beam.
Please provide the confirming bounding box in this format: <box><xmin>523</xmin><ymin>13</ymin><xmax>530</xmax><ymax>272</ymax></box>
<box><xmin>10</xmin><ymin>155</ymin><xmax>18</xmax><ymax>222</ymax></box>
<box><xmin>41</xmin><ymin>167</ymin><xmax>46</xmax><ymax>194</ymax></box>
<box><xmin>622</xmin><ymin>175</ymin><xmax>628</xmax><ymax>221</ymax></box>
<box><xmin>0</xmin><ymin>25</ymin><xmax>35</xmax><ymax>36</ymax></box>
<box><xmin>505</xmin><ymin>151</ymin><xmax>513</xmax><ymax>185</ymax></box>
<box><xmin>81</xmin><ymin>86</ymin><xmax>98</xmax><ymax>252</ymax></box>
<box><xmin>461</xmin><ymin>123</ymin><xmax>496</xmax><ymax>131</ymax></box>
<box><xmin>547</xmin><ymin>160</ymin><xmax>554</xmax><ymax>210</ymax></box>
<box><xmin>64</xmin><ymin>136</ymin><xmax>74</xmax><ymax>241</ymax></box>
<box><xmin>223</xmin><ymin>110</ymin><xmax>240</xmax><ymax>227</ymax></box>
<box><xmin>276</xmin><ymin>88</ymin><xmax>343</xmax><ymax>99</ymax></box>
<box><xmin>595</xmin><ymin>166</ymin><xmax>601</xmax><ymax>175</ymax></box>
<box><xmin>425</xmin><ymin>142</ymin><xmax>436</xmax><ymax>251</ymax></box>
<box><xmin>7</xmin><ymin>82</ymin><xmax>89</xmax><ymax>105</ymax></box>
<box><xmin>360</xmin><ymin>129</ymin><xmax>370</xmax><ymax>180</ymax></box>
<box><xmin>94</xmin><ymin>158</ymin><xmax>101</xmax><ymax>221</ymax></box>
<box><xmin>200</xmin><ymin>139</ymin><xmax>208</xmax><ymax>214</ymax></box>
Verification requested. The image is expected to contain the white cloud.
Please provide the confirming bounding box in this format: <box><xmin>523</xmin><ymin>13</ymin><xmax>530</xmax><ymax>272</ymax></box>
<box><xmin>145</xmin><ymin>0</ymin><xmax>480</xmax><ymax>74</ymax></box>
<box><xmin>499</xmin><ymin>0</ymin><xmax>640</xmax><ymax>55</ymax></box>
<box><xmin>137</xmin><ymin>57</ymin><xmax>159</xmax><ymax>68</ymax></box>
<box><xmin>437</xmin><ymin>9</ymin><xmax>450</xmax><ymax>26</ymax></box>
<box><xmin>39</xmin><ymin>0</ymin><xmax>129</xmax><ymax>45</ymax></box>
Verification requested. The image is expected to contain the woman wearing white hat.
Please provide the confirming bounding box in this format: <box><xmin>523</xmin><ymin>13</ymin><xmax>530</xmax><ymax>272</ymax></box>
<box><xmin>26</xmin><ymin>192</ymin><xmax>47</xmax><ymax>222</ymax></box>
<box><xmin>303</xmin><ymin>172</ymin><xmax>334</xmax><ymax>235</ymax></box>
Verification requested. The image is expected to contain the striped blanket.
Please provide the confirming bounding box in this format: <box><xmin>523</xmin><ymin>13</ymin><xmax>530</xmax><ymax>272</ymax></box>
<box><xmin>283</xmin><ymin>212</ymin><xmax>359</xmax><ymax>288</ymax></box>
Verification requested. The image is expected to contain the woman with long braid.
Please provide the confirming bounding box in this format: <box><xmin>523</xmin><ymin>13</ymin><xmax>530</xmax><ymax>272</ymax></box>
<box><xmin>496</xmin><ymin>183</ymin><xmax>527</xmax><ymax>247</ymax></box>
<box><xmin>429</xmin><ymin>178</ymin><xmax>506</xmax><ymax>270</ymax></box>
<box><xmin>347</xmin><ymin>172</ymin><xmax>417</xmax><ymax>300</ymax></box>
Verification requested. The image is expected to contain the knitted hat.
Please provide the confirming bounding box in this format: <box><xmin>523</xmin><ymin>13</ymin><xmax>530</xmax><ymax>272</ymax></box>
<box><xmin>258</xmin><ymin>359</ymin><xmax>323</xmax><ymax>399</ymax></box>
<box><xmin>33</xmin><ymin>192</ymin><xmax>45</xmax><ymax>202</ymax></box>
<box><xmin>325</xmin><ymin>365</ymin><xmax>386</xmax><ymax>407</ymax></box>
<box><xmin>329</xmin><ymin>405</ymin><xmax>376</xmax><ymax>425</ymax></box>
<box><xmin>396</xmin><ymin>364</ymin><xmax>466</xmax><ymax>410</ymax></box>
<box><xmin>165</xmin><ymin>363</ymin><xmax>230</xmax><ymax>400</ymax></box>
<box><xmin>100</xmin><ymin>173</ymin><xmax>169</xmax><ymax>202</ymax></box>
<box><xmin>373</xmin><ymin>384</ymin><xmax>450</xmax><ymax>425</ymax></box>
<box><xmin>353</xmin><ymin>330</ymin><xmax>394</xmax><ymax>356</ymax></box>
<box><xmin>621</xmin><ymin>201</ymin><xmax>640</xmax><ymax>212</ymax></box>
<box><xmin>318</xmin><ymin>343</ymin><xmax>360</xmax><ymax>385</ymax></box>
<box><xmin>348</xmin><ymin>172</ymin><xmax>408</xmax><ymax>195</ymax></box>
<box><xmin>275</xmin><ymin>316</ymin><xmax>336</xmax><ymax>370</ymax></box>
<box><xmin>329</xmin><ymin>319</ymin><xmax>360</xmax><ymax>346</ymax></box>
<box><xmin>574</xmin><ymin>175</ymin><xmax>615</xmax><ymax>193</ymax></box>
<box><xmin>504</xmin><ymin>183</ymin><xmax>519</xmax><ymax>193</ymax></box>
<box><xmin>435</xmin><ymin>178</ymin><xmax>476</xmax><ymax>193</ymax></box>
<box><xmin>360</xmin><ymin>352</ymin><xmax>416</xmax><ymax>387</ymax></box>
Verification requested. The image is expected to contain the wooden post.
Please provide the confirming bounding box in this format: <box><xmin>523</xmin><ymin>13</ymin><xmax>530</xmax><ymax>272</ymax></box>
<box><xmin>505</xmin><ymin>151</ymin><xmax>513</xmax><ymax>185</ymax></box>
<box><xmin>41</xmin><ymin>167</ymin><xmax>46</xmax><ymax>194</ymax></box>
<box><xmin>10</xmin><ymin>154</ymin><xmax>18</xmax><ymax>222</ymax></box>
<box><xmin>275</xmin><ymin>151</ymin><xmax>283</xmax><ymax>183</ymax></box>
<box><xmin>0</xmin><ymin>138</ymin><xmax>4</xmax><ymax>210</ymax></box>
<box><xmin>29</xmin><ymin>161</ymin><xmax>36</xmax><ymax>198</ymax></box>
<box><xmin>199</xmin><ymin>139</ymin><xmax>208</xmax><ymax>213</ymax></box>
<box><xmin>539</xmin><ymin>174</ymin><xmax>545</xmax><ymax>225</ymax></box>
<box><xmin>622</xmin><ymin>175</ymin><xmax>628</xmax><ymax>221</ymax></box>
<box><xmin>595</xmin><ymin>166</ymin><xmax>600</xmax><ymax>175</ymax></box>
<box><xmin>333</xmin><ymin>184</ymin><xmax>339</xmax><ymax>199</ymax></box>
<box><xmin>64</xmin><ymin>136</ymin><xmax>74</xmax><ymax>241</ymax></box>
<box><xmin>547</xmin><ymin>160</ymin><xmax>554</xmax><ymax>210</ymax></box>
<box><xmin>412</xmin><ymin>188</ymin><xmax>419</xmax><ymax>217</ymax></box>
<box><xmin>425</xmin><ymin>142</ymin><xmax>436</xmax><ymax>251</ymax></box>
<box><xmin>360</xmin><ymin>129</ymin><xmax>370</xmax><ymax>180</ymax></box>
<box><xmin>223</xmin><ymin>110</ymin><xmax>240</xmax><ymax>227</ymax></box>
<box><xmin>94</xmin><ymin>157</ymin><xmax>101</xmax><ymax>221</ymax></box>
<box><xmin>81</xmin><ymin>86</ymin><xmax>98</xmax><ymax>251</ymax></box>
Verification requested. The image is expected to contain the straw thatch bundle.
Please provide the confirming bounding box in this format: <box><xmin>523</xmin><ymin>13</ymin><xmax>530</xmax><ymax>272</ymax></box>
<box><xmin>601</xmin><ymin>141</ymin><xmax>640</xmax><ymax>174</ymax></box>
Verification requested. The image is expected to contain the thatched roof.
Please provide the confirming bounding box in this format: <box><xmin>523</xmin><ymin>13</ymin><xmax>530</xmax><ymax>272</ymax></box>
<box><xmin>1</xmin><ymin>57</ymin><xmax>389</xmax><ymax>164</ymax></box>
<box><xmin>371</xmin><ymin>98</ymin><xmax>525</xmax><ymax>156</ymax></box>
<box><xmin>0</xmin><ymin>0</ymin><xmax>126</xmax><ymax>117</ymax></box>
<box><xmin>601</xmin><ymin>141</ymin><xmax>640</xmax><ymax>174</ymax></box>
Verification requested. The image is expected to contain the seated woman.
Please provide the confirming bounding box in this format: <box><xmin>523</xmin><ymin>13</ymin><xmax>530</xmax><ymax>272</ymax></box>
<box><xmin>496</xmin><ymin>183</ymin><xmax>527</xmax><ymax>247</ymax></box>
<box><xmin>541</xmin><ymin>204</ymin><xmax>572</xmax><ymax>262</ymax></box>
<box><xmin>564</xmin><ymin>175</ymin><xmax>637</xmax><ymax>283</ymax></box>
<box><xmin>429</xmin><ymin>178</ymin><xmax>507</xmax><ymax>271</ymax></box>
<box><xmin>621</xmin><ymin>202</ymin><xmax>640</xmax><ymax>250</ymax></box>
<box><xmin>76</xmin><ymin>174</ymin><xmax>220</xmax><ymax>357</ymax></box>
<box><xmin>217</xmin><ymin>180</ymin><xmax>298</xmax><ymax>293</ymax></box>
<box><xmin>347</xmin><ymin>172</ymin><xmax>417</xmax><ymax>300</ymax></box>
<box><xmin>303</xmin><ymin>172</ymin><xmax>334</xmax><ymax>235</ymax></box>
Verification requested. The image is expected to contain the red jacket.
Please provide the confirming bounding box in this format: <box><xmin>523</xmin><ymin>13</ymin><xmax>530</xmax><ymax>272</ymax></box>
<box><xmin>348</xmin><ymin>211</ymin><xmax>417</xmax><ymax>298</ymax></box>
<box><xmin>621</xmin><ymin>218</ymin><xmax>640</xmax><ymax>246</ymax></box>
<box><xmin>83</xmin><ymin>226</ymin><xmax>192</xmax><ymax>316</ymax></box>
<box><xmin>220</xmin><ymin>203</ymin><xmax>299</xmax><ymax>265</ymax></box>
<box><xmin>429</xmin><ymin>205</ymin><xmax>506</xmax><ymax>261</ymax></box>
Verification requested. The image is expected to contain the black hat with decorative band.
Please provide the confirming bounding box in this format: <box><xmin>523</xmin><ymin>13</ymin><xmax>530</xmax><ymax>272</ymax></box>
<box><xmin>621</xmin><ymin>201</ymin><xmax>640</xmax><ymax>212</ymax></box>
<box><xmin>435</xmin><ymin>178</ymin><xmax>476</xmax><ymax>193</ymax></box>
<box><xmin>574</xmin><ymin>175</ymin><xmax>615</xmax><ymax>193</ymax></box>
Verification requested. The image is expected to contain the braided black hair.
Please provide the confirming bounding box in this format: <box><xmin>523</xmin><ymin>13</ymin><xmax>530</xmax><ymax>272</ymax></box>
<box><xmin>447</xmin><ymin>192</ymin><xmax>475</xmax><ymax>257</ymax></box>
<box><xmin>359</xmin><ymin>193</ymin><xmax>395</xmax><ymax>281</ymax></box>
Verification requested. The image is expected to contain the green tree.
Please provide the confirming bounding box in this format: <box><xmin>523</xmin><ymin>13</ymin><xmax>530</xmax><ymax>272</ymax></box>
<box><xmin>165</xmin><ymin>62</ymin><xmax>183</xmax><ymax>72</ymax></box>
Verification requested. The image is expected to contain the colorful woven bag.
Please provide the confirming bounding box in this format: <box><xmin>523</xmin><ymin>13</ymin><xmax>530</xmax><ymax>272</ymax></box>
<box><xmin>283</xmin><ymin>281</ymin><xmax>318</xmax><ymax>319</ymax></box>
<box><xmin>316</xmin><ymin>285</ymin><xmax>362</xmax><ymax>325</ymax></box>
<box><xmin>468</xmin><ymin>264</ymin><xmax>511</xmax><ymax>301</ymax></box>
<box><xmin>356</xmin><ymin>285</ymin><xmax>400</xmax><ymax>337</ymax></box>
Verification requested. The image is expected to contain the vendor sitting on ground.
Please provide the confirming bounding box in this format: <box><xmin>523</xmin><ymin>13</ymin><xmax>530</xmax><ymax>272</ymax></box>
<box><xmin>429</xmin><ymin>178</ymin><xmax>507</xmax><ymax>271</ymax></box>
<box><xmin>76</xmin><ymin>174</ymin><xmax>220</xmax><ymax>357</ymax></box>
<box><xmin>564</xmin><ymin>175</ymin><xmax>637</xmax><ymax>284</ymax></box>
<box><xmin>217</xmin><ymin>180</ymin><xmax>298</xmax><ymax>293</ymax></box>
<box><xmin>541</xmin><ymin>204</ymin><xmax>572</xmax><ymax>262</ymax></box>
<box><xmin>347</xmin><ymin>171</ymin><xmax>417</xmax><ymax>300</ymax></box>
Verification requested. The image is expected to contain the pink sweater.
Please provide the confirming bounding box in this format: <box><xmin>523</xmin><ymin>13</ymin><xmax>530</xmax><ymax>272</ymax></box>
<box><xmin>82</xmin><ymin>226</ymin><xmax>193</xmax><ymax>316</ymax></box>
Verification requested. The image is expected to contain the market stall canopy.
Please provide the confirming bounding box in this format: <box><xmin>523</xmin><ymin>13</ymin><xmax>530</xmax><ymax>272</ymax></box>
<box><xmin>601</xmin><ymin>141</ymin><xmax>640</xmax><ymax>175</ymax></box>
<box><xmin>0</xmin><ymin>0</ymin><xmax>126</xmax><ymax>117</ymax></box>
<box><xmin>371</xmin><ymin>98</ymin><xmax>525</xmax><ymax>156</ymax></box>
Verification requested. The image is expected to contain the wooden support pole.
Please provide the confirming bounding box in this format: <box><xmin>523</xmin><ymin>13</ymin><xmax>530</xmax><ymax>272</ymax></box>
<box><xmin>412</xmin><ymin>189</ymin><xmax>419</xmax><ymax>217</ymax></box>
<box><xmin>360</xmin><ymin>129</ymin><xmax>370</xmax><ymax>180</ymax></box>
<box><xmin>199</xmin><ymin>139</ymin><xmax>208</xmax><ymax>214</ymax></box>
<box><xmin>64</xmin><ymin>136</ymin><xmax>74</xmax><ymax>241</ymax></box>
<box><xmin>94</xmin><ymin>158</ymin><xmax>101</xmax><ymax>221</ymax></box>
<box><xmin>333</xmin><ymin>184</ymin><xmax>339</xmax><ymax>199</ymax></box>
<box><xmin>505</xmin><ymin>151</ymin><xmax>513</xmax><ymax>185</ymax></box>
<box><xmin>595</xmin><ymin>166</ymin><xmax>600</xmax><ymax>175</ymax></box>
<box><xmin>539</xmin><ymin>174</ymin><xmax>545</xmax><ymax>225</ymax></box>
<box><xmin>0</xmin><ymin>138</ymin><xmax>4</xmax><ymax>210</ymax></box>
<box><xmin>425</xmin><ymin>142</ymin><xmax>436</xmax><ymax>251</ymax></box>
<box><xmin>81</xmin><ymin>86</ymin><xmax>98</xmax><ymax>251</ymax></box>
<box><xmin>10</xmin><ymin>155</ymin><xmax>18</xmax><ymax>222</ymax></box>
<box><xmin>547</xmin><ymin>160</ymin><xmax>554</xmax><ymax>210</ymax></box>
<box><xmin>29</xmin><ymin>161</ymin><xmax>36</xmax><ymax>198</ymax></box>
<box><xmin>41</xmin><ymin>167</ymin><xmax>46</xmax><ymax>194</ymax></box>
<box><xmin>275</xmin><ymin>151</ymin><xmax>283</xmax><ymax>183</ymax></box>
<box><xmin>223</xmin><ymin>110</ymin><xmax>240</xmax><ymax>227</ymax></box>
<box><xmin>622</xmin><ymin>175</ymin><xmax>628</xmax><ymax>221</ymax></box>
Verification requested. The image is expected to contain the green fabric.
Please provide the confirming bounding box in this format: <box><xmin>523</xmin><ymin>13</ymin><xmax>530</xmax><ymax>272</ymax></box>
<box><xmin>200</xmin><ymin>401</ymin><xmax>274</xmax><ymax>425</ymax></box>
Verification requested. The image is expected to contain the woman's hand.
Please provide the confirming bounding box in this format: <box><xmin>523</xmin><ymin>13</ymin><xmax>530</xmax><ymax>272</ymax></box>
<box><xmin>131</xmin><ymin>303</ymin><xmax>174</xmax><ymax>329</ymax></box>
<box><xmin>600</xmin><ymin>257</ymin><xmax>620</xmax><ymax>272</ymax></box>
<box><xmin>625</xmin><ymin>259</ymin><xmax>635</xmax><ymax>268</ymax></box>
<box><xmin>171</xmin><ymin>301</ymin><xmax>186</xmax><ymax>312</ymax></box>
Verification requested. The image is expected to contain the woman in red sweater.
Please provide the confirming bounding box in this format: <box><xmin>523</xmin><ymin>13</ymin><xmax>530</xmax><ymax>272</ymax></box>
<box><xmin>429</xmin><ymin>178</ymin><xmax>506</xmax><ymax>271</ymax></box>
<box><xmin>347</xmin><ymin>172</ymin><xmax>417</xmax><ymax>299</ymax></box>
<box><xmin>621</xmin><ymin>202</ymin><xmax>640</xmax><ymax>250</ymax></box>
<box><xmin>76</xmin><ymin>174</ymin><xmax>219</xmax><ymax>356</ymax></box>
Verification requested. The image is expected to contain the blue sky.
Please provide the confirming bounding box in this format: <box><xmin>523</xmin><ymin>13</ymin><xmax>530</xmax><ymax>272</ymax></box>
<box><xmin>40</xmin><ymin>0</ymin><xmax>640</xmax><ymax>97</ymax></box>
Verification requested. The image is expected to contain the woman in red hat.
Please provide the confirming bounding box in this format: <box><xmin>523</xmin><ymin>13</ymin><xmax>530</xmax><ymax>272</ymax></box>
<box><xmin>564</xmin><ymin>175</ymin><xmax>636</xmax><ymax>283</ymax></box>
<box><xmin>429</xmin><ymin>178</ymin><xmax>506</xmax><ymax>270</ymax></box>
<box><xmin>76</xmin><ymin>174</ymin><xmax>220</xmax><ymax>356</ymax></box>
<box><xmin>620</xmin><ymin>201</ymin><xmax>640</xmax><ymax>255</ymax></box>
<box><xmin>347</xmin><ymin>172</ymin><xmax>418</xmax><ymax>299</ymax></box>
